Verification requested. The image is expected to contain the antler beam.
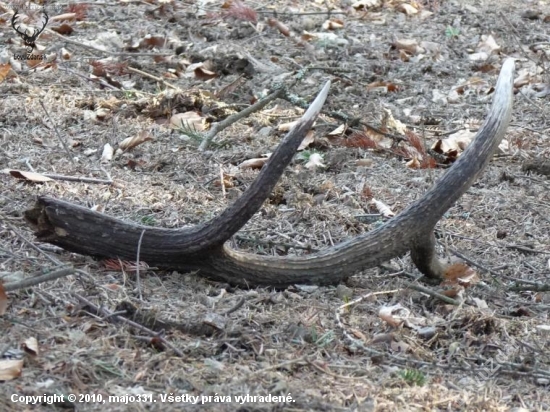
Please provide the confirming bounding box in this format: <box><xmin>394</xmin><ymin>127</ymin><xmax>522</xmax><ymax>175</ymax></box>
<box><xmin>24</xmin><ymin>59</ymin><xmax>515</xmax><ymax>287</ymax></box>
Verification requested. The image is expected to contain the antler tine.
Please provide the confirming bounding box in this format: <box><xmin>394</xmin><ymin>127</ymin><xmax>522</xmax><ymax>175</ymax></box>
<box><xmin>41</xmin><ymin>10</ymin><xmax>49</xmax><ymax>29</ymax></box>
<box><xmin>11</xmin><ymin>10</ymin><xmax>26</xmax><ymax>36</ymax></box>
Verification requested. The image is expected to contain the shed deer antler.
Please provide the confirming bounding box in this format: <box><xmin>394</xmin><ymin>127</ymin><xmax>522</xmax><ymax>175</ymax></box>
<box><xmin>24</xmin><ymin>59</ymin><xmax>515</xmax><ymax>287</ymax></box>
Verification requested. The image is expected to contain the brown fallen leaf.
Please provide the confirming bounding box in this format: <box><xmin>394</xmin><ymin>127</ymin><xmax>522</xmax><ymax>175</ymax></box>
<box><xmin>238</xmin><ymin>157</ymin><xmax>269</xmax><ymax>170</ymax></box>
<box><xmin>0</xmin><ymin>359</ymin><xmax>23</xmax><ymax>381</ymax></box>
<box><xmin>170</xmin><ymin>112</ymin><xmax>206</xmax><ymax>131</ymax></box>
<box><xmin>0</xmin><ymin>282</ymin><xmax>7</xmax><ymax>316</ymax></box>
<box><xmin>4</xmin><ymin>170</ymin><xmax>53</xmax><ymax>183</ymax></box>
<box><xmin>22</xmin><ymin>337</ymin><xmax>39</xmax><ymax>356</ymax></box>
<box><xmin>119</xmin><ymin>130</ymin><xmax>154</xmax><ymax>151</ymax></box>
<box><xmin>297</xmin><ymin>130</ymin><xmax>315</xmax><ymax>151</ymax></box>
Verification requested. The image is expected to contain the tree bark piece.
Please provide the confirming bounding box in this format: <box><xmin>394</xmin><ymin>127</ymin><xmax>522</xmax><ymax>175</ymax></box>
<box><xmin>24</xmin><ymin>59</ymin><xmax>515</xmax><ymax>287</ymax></box>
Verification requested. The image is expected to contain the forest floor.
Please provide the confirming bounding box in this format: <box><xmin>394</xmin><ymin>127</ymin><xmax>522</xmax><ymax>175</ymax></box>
<box><xmin>1</xmin><ymin>0</ymin><xmax>550</xmax><ymax>410</ymax></box>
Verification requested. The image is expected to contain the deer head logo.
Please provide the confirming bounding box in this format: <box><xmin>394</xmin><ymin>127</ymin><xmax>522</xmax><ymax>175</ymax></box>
<box><xmin>11</xmin><ymin>9</ymin><xmax>48</xmax><ymax>54</ymax></box>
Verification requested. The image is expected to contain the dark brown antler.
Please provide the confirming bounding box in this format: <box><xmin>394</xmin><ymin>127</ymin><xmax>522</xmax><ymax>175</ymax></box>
<box><xmin>24</xmin><ymin>59</ymin><xmax>515</xmax><ymax>288</ymax></box>
<box><xmin>11</xmin><ymin>11</ymin><xmax>27</xmax><ymax>38</ymax></box>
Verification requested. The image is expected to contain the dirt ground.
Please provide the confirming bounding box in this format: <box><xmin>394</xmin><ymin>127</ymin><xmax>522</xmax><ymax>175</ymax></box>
<box><xmin>1</xmin><ymin>0</ymin><xmax>550</xmax><ymax>410</ymax></box>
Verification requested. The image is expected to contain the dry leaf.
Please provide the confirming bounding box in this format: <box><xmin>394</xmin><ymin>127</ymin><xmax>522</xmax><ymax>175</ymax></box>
<box><xmin>442</xmin><ymin>263</ymin><xmax>480</xmax><ymax>287</ymax></box>
<box><xmin>101</xmin><ymin>143</ymin><xmax>114</xmax><ymax>163</ymax></box>
<box><xmin>305</xmin><ymin>153</ymin><xmax>325</xmax><ymax>170</ymax></box>
<box><xmin>370</xmin><ymin>198</ymin><xmax>395</xmax><ymax>218</ymax></box>
<box><xmin>170</xmin><ymin>112</ymin><xmax>206</xmax><ymax>131</ymax></box>
<box><xmin>119</xmin><ymin>130</ymin><xmax>154</xmax><ymax>151</ymax></box>
<box><xmin>476</xmin><ymin>34</ymin><xmax>500</xmax><ymax>55</ymax></box>
<box><xmin>51</xmin><ymin>23</ymin><xmax>74</xmax><ymax>35</ymax></box>
<box><xmin>381</xmin><ymin>108</ymin><xmax>407</xmax><ymax>135</ymax></box>
<box><xmin>51</xmin><ymin>13</ymin><xmax>77</xmax><ymax>22</ymax></box>
<box><xmin>0</xmin><ymin>359</ymin><xmax>23</xmax><ymax>381</ymax></box>
<box><xmin>328</xmin><ymin>124</ymin><xmax>346</xmax><ymax>136</ymax></box>
<box><xmin>352</xmin><ymin>0</ymin><xmax>381</xmax><ymax>9</ymax></box>
<box><xmin>397</xmin><ymin>3</ymin><xmax>418</xmax><ymax>15</ymax></box>
<box><xmin>393</xmin><ymin>38</ymin><xmax>424</xmax><ymax>55</ymax></box>
<box><xmin>0</xmin><ymin>282</ymin><xmax>7</xmax><ymax>316</ymax></box>
<box><xmin>194</xmin><ymin>65</ymin><xmax>217</xmax><ymax>80</ymax></box>
<box><xmin>406</xmin><ymin>156</ymin><xmax>421</xmax><ymax>168</ymax></box>
<box><xmin>267</xmin><ymin>18</ymin><xmax>290</xmax><ymax>37</ymax></box>
<box><xmin>0</xmin><ymin>64</ymin><xmax>16</xmax><ymax>83</ymax></box>
<box><xmin>322</xmin><ymin>19</ymin><xmax>344</xmax><ymax>30</ymax></box>
<box><xmin>278</xmin><ymin>121</ymin><xmax>298</xmax><ymax>132</ymax></box>
<box><xmin>239</xmin><ymin>157</ymin><xmax>269</xmax><ymax>170</ymax></box>
<box><xmin>297</xmin><ymin>130</ymin><xmax>315</xmax><ymax>151</ymax></box>
<box><xmin>366</xmin><ymin>81</ymin><xmax>399</xmax><ymax>93</ymax></box>
<box><xmin>379</xmin><ymin>304</ymin><xmax>410</xmax><ymax>328</ymax></box>
<box><xmin>22</xmin><ymin>337</ymin><xmax>39</xmax><ymax>356</ymax></box>
<box><xmin>95</xmin><ymin>108</ymin><xmax>110</xmax><ymax>120</ymax></box>
<box><xmin>391</xmin><ymin>340</ymin><xmax>409</xmax><ymax>352</ymax></box>
<box><xmin>5</xmin><ymin>170</ymin><xmax>53</xmax><ymax>182</ymax></box>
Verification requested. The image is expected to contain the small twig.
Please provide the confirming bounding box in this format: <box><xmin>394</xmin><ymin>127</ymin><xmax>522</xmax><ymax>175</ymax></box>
<box><xmin>61</xmin><ymin>65</ymin><xmax>120</xmax><ymax>90</ymax></box>
<box><xmin>4</xmin><ymin>266</ymin><xmax>74</xmax><ymax>292</ymax></box>
<box><xmin>2</xmin><ymin>218</ymin><xmax>62</xmax><ymax>266</ymax></box>
<box><xmin>404</xmin><ymin>281</ymin><xmax>459</xmax><ymax>305</ymax></box>
<box><xmin>508</xmin><ymin>283</ymin><xmax>550</xmax><ymax>292</ymax></box>
<box><xmin>72</xmin><ymin>293</ymin><xmax>184</xmax><ymax>357</ymax></box>
<box><xmin>505</xmin><ymin>244</ymin><xmax>550</xmax><ymax>255</ymax></box>
<box><xmin>46</xmin><ymin>29</ymin><xmax>171</xmax><ymax>57</ymax></box>
<box><xmin>222</xmin><ymin>297</ymin><xmax>245</xmax><ymax>315</ymax></box>
<box><xmin>198</xmin><ymin>87</ymin><xmax>284</xmax><ymax>151</ymax></box>
<box><xmin>39</xmin><ymin>100</ymin><xmax>75</xmax><ymax>165</ymax></box>
<box><xmin>219</xmin><ymin>164</ymin><xmax>226</xmax><ymax>198</ymax></box>
<box><xmin>41</xmin><ymin>173</ymin><xmax>113</xmax><ymax>185</ymax></box>
<box><xmin>257</xmin><ymin>10</ymin><xmax>346</xmax><ymax>15</ymax></box>
<box><xmin>127</xmin><ymin>66</ymin><xmax>177</xmax><ymax>90</ymax></box>
<box><xmin>135</xmin><ymin>229</ymin><xmax>146</xmax><ymax>301</ymax></box>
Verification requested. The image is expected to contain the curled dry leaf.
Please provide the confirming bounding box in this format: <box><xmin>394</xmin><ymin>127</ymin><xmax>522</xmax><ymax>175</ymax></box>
<box><xmin>101</xmin><ymin>143</ymin><xmax>114</xmax><ymax>163</ymax></box>
<box><xmin>51</xmin><ymin>13</ymin><xmax>77</xmax><ymax>22</ymax></box>
<box><xmin>4</xmin><ymin>170</ymin><xmax>52</xmax><ymax>183</ymax></box>
<box><xmin>379</xmin><ymin>304</ymin><xmax>410</xmax><ymax>328</ymax></box>
<box><xmin>432</xmin><ymin>129</ymin><xmax>508</xmax><ymax>161</ymax></box>
<box><xmin>278</xmin><ymin>121</ymin><xmax>298</xmax><ymax>132</ymax></box>
<box><xmin>0</xmin><ymin>359</ymin><xmax>23</xmax><ymax>381</ymax></box>
<box><xmin>352</xmin><ymin>0</ymin><xmax>381</xmax><ymax>9</ymax></box>
<box><xmin>51</xmin><ymin>23</ymin><xmax>74</xmax><ymax>35</ymax></box>
<box><xmin>0</xmin><ymin>64</ymin><xmax>17</xmax><ymax>83</ymax></box>
<box><xmin>397</xmin><ymin>3</ymin><xmax>418</xmax><ymax>15</ymax></box>
<box><xmin>381</xmin><ymin>108</ymin><xmax>407</xmax><ymax>135</ymax></box>
<box><xmin>194</xmin><ymin>65</ymin><xmax>217</xmax><ymax>80</ymax></box>
<box><xmin>370</xmin><ymin>198</ymin><xmax>395</xmax><ymax>218</ymax></box>
<box><xmin>305</xmin><ymin>153</ymin><xmax>325</xmax><ymax>170</ymax></box>
<box><xmin>267</xmin><ymin>18</ymin><xmax>290</xmax><ymax>36</ymax></box>
<box><xmin>393</xmin><ymin>38</ymin><xmax>425</xmax><ymax>55</ymax></box>
<box><xmin>390</xmin><ymin>340</ymin><xmax>409</xmax><ymax>352</ymax></box>
<box><xmin>239</xmin><ymin>156</ymin><xmax>270</xmax><ymax>170</ymax></box>
<box><xmin>302</xmin><ymin>31</ymin><xmax>348</xmax><ymax>46</ymax></box>
<box><xmin>297</xmin><ymin>130</ymin><xmax>315</xmax><ymax>151</ymax></box>
<box><xmin>170</xmin><ymin>111</ymin><xmax>206</xmax><ymax>131</ymax></box>
<box><xmin>60</xmin><ymin>47</ymin><xmax>71</xmax><ymax>60</ymax></box>
<box><xmin>119</xmin><ymin>130</ymin><xmax>154</xmax><ymax>151</ymax></box>
<box><xmin>442</xmin><ymin>263</ymin><xmax>480</xmax><ymax>287</ymax></box>
<box><xmin>406</xmin><ymin>156</ymin><xmax>421</xmax><ymax>168</ymax></box>
<box><xmin>477</xmin><ymin>34</ymin><xmax>500</xmax><ymax>55</ymax></box>
<box><xmin>328</xmin><ymin>124</ymin><xmax>346</xmax><ymax>136</ymax></box>
<box><xmin>95</xmin><ymin>108</ymin><xmax>110</xmax><ymax>120</ymax></box>
<box><xmin>22</xmin><ymin>337</ymin><xmax>39</xmax><ymax>356</ymax></box>
<box><xmin>322</xmin><ymin>19</ymin><xmax>344</xmax><ymax>30</ymax></box>
<box><xmin>0</xmin><ymin>282</ymin><xmax>7</xmax><ymax>316</ymax></box>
